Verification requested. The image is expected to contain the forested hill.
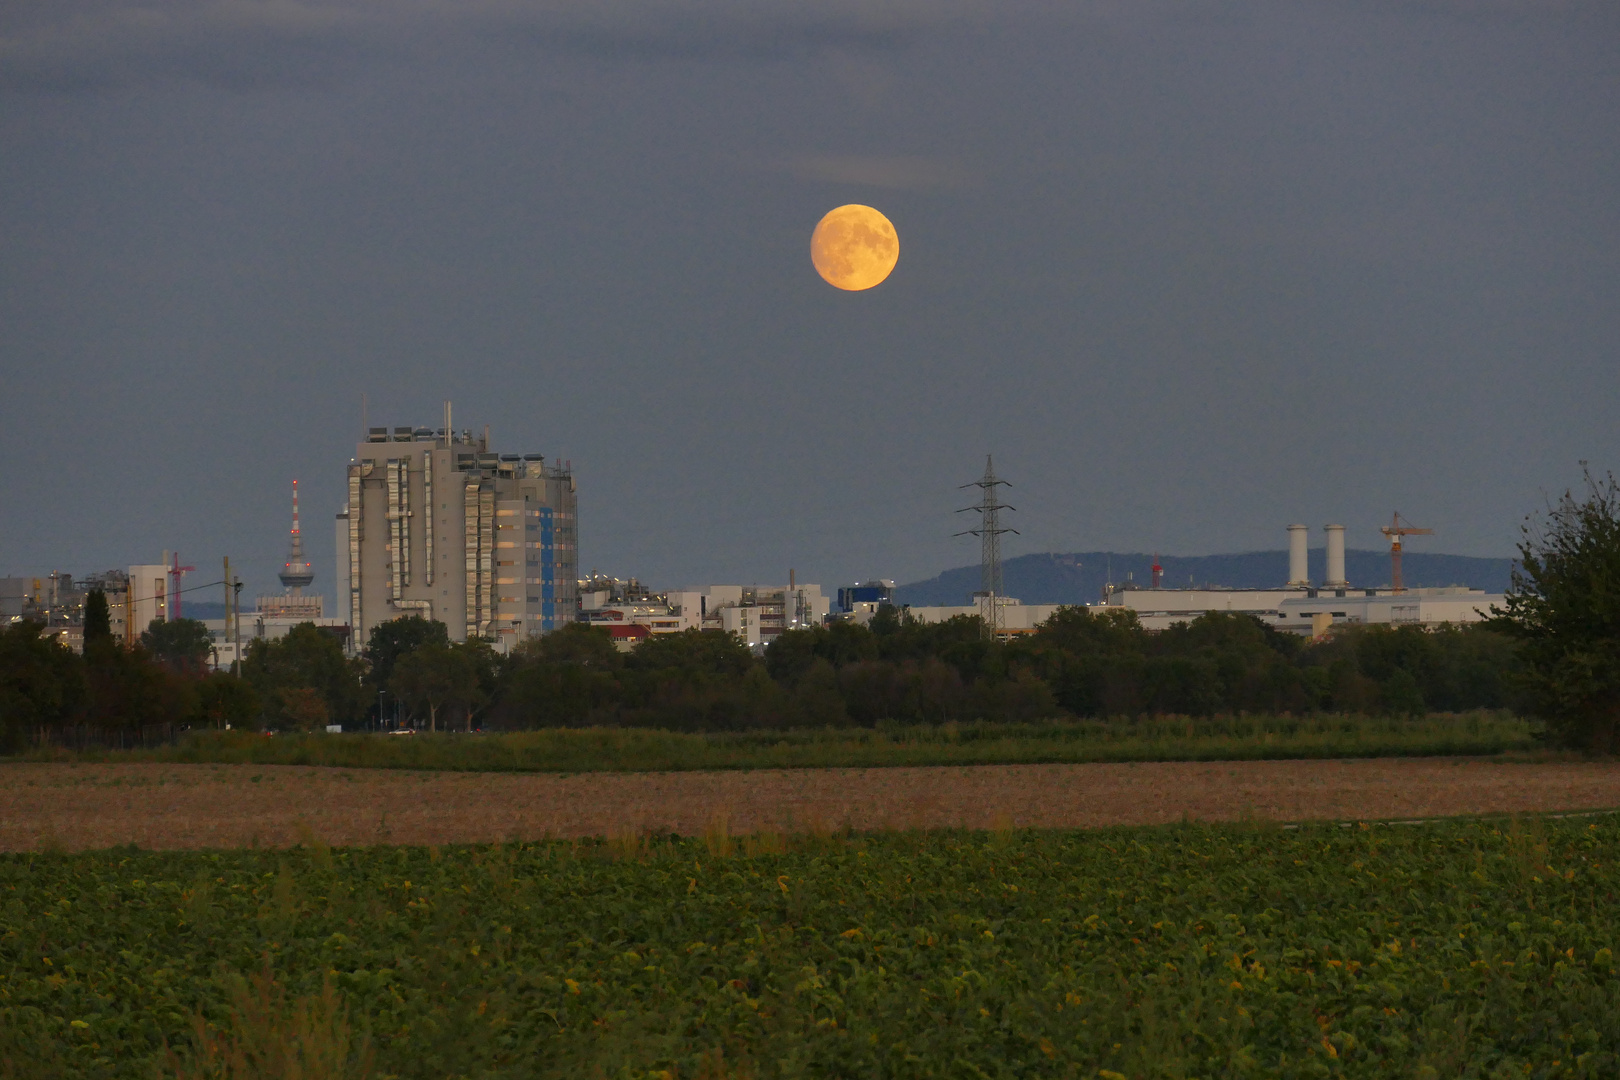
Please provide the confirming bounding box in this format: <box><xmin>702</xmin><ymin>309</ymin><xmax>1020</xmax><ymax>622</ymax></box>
<box><xmin>893</xmin><ymin>550</ymin><xmax>1515</xmax><ymax>608</ymax></box>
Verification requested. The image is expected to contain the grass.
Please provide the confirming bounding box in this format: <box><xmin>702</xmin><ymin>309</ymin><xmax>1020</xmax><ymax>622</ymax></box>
<box><xmin>2</xmin><ymin>814</ymin><xmax>1616</xmax><ymax>1078</ymax></box>
<box><xmin>14</xmin><ymin>711</ymin><xmax>1542</xmax><ymax>774</ymax></box>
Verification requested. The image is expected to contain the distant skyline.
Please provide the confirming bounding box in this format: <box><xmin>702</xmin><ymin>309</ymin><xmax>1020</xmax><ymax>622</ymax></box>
<box><xmin>3</xmin><ymin>0</ymin><xmax>1617</xmax><ymax>599</ymax></box>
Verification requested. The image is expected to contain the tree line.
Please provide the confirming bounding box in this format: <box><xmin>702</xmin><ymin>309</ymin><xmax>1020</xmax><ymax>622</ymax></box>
<box><xmin>3</xmin><ymin>467</ymin><xmax>1617</xmax><ymax>751</ymax></box>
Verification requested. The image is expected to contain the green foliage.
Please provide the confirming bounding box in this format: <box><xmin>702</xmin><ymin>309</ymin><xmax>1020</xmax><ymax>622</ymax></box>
<box><xmin>140</xmin><ymin>618</ymin><xmax>214</xmax><ymax>673</ymax></box>
<box><xmin>1489</xmin><ymin>466</ymin><xmax>1620</xmax><ymax>751</ymax></box>
<box><xmin>82</xmin><ymin>639</ymin><xmax>192</xmax><ymax>734</ymax></box>
<box><xmin>389</xmin><ymin>642</ymin><xmax>492</xmax><ymax>732</ymax></box>
<box><xmin>242</xmin><ymin>624</ymin><xmax>365</xmax><ymax>732</ymax></box>
<box><xmin>3</xmin><ymin>817</ymin><xmax>1617</xmax><ymax>1078</ymax></box>
<box><xmin>192</xmin><ymin>673</ymin><xmax>260</xmax><ymax>730</ymax></box>
<box><xmin>37</xmin><ymin>711</ymin><xmax>1535</xmax><ymax>772</ymax></box>
<box><xmin>82</xmin><ymin>590</ymin><xmax>111</xmax><ymax>645</ymax></box>
<box><xmin>362</xmin><ymin>616</ymin><xmax>450</xmax><ymax>695</ymax></box>
<box><xmin>0</xmin><ymin>622</ymin><xmax>85</xmax><ymax>752</ymax></box>
<box><xmin>625</xmin><ymin>628</ymin><xmax>756</xmax><ymax>677</ymax></box>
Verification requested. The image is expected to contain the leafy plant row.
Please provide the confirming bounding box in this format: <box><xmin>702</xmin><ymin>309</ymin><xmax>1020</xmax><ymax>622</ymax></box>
<box><xmin>2</xmin><ymin>815</ymin><xmax>1616</xmax><ymax>1078</ymax></box>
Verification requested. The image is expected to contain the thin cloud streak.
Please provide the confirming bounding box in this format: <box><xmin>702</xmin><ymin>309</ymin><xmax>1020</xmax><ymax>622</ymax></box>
<box><xmin>780</xmin><ymin>155</ymin><xmax>983</xmax><ymax>191</ymax></box>
<box><xmin>0</xmin><ymin>0</ymin><xmax>997</xmax><ymax>92</ymax></box>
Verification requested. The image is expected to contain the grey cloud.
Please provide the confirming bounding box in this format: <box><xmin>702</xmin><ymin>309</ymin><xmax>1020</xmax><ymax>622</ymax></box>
<box><xmin>781</xmin><ymin>154</ymin><xmax>983</xmax><ymax>191</ymax></box>
<box><xmin>0</xmin><ymin>0</ymin><xmax>985</xmax><ymax>92</ymax></box>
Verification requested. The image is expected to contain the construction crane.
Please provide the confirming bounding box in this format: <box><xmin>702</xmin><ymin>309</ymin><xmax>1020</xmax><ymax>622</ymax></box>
<box><xmin>1380</xmin><ymin>512</ymin><xmax>1433</xmax><ymax>594</ymax></box>
<box><xmin>168</xmin><ymin>552</ymin><xmax>195</xmax><ymax>620</ymax></box>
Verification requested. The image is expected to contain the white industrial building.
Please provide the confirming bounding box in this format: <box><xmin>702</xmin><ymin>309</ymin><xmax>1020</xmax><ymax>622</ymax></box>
<box><xmin>911</xmin><ymin>524</ymin><xmax>1504</xmax><ymax>637</ymax></box>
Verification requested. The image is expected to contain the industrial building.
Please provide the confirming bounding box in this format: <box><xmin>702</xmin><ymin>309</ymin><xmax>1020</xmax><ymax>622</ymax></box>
<box><xmin>907</xmin><ymin>524</ymin><xmax>1504</xmax><ymax>637</ymax></box>
<box><xmin>337</xmin><ymin>409</ymin><xmax>578</xmax><ymax>652</ymax></box>
<box><xmin>1094</xmin><ymin>524</ymin><xmax>1502</xmax><ymax>633</ymax></box>
<box><xmin>1</xmin><ymin>558</ymin><xmax>195</xmax><ymax>652</ymax></box>
<box><xmin>835</xmin><ymin>580</ymin><xmax>896</xmax><ymax>622</ymax></box>
<box><xmin>578</xmin><ymin>576</ymin><xmax>830</xmax><ymax>651</ymax></box>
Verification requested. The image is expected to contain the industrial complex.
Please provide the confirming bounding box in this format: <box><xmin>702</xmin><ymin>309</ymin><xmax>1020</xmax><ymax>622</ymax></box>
<box><xmin>898</xmin><ymin>523</ymin><xmax>1503</xmax><ymax>637</ymax></box>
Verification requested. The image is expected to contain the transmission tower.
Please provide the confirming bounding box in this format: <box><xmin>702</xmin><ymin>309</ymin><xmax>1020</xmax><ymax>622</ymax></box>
<box><xmin>954</xmin><ymin>455</ymin><xmax>1018</xmax><ymax>638</ymax></box>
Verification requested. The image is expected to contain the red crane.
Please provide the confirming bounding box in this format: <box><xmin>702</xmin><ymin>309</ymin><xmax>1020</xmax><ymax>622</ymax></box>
<box><xmin>169</xmin><ymin>552</ymin><xmax>196</xmax><ymax>620</ymax></box>
<box><xmin>1380</xmin><ymin>512</ymin><xmax>1433</xmax><ymax>594</ymax></box>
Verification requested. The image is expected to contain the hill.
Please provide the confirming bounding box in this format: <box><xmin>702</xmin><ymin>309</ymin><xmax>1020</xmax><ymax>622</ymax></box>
<box><xmin>892</xmin><ymin>550</ymin><xmax>1514</xmax><ymax>608</ymax></box>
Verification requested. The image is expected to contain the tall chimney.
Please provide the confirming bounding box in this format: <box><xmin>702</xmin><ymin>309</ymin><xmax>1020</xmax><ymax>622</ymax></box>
<box><xmin>1324</xmin><ymin>524</ymin><xmax>1347</xmax><ymax>589</ymax></box>
<box><xmin>1287</xmin><ymin>524</ymin><xmax>1309</xmax><ymax>587</ymax></box>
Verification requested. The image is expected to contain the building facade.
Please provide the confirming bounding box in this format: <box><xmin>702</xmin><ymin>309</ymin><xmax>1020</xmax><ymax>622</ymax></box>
<box><xmin>339</xmin><ymin>423</ymin><xmax>578</xmax><ymax>651</ymax></box>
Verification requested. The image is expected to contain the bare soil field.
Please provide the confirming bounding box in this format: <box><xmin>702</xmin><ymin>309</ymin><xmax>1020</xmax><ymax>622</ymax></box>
<box><xmin>3</xmin><ymin>757</ymin><xmax>1619</xmax><ymax>851</ymax></box>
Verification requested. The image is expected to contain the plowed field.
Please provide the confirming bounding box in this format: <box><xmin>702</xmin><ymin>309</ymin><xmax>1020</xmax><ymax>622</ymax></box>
<box><xmin>4</xmin><ymin>757</ymin><xmax>1618</xmax><ymax>851</ymax></box>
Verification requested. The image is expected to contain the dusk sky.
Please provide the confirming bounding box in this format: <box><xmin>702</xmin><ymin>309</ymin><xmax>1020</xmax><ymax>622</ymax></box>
<box><xmin>3</xmin><ymin>0</ymin><xmax>1617</xmax><ymax>600</ymax></box>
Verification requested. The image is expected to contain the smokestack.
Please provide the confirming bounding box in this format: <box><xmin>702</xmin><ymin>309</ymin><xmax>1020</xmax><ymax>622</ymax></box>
<box><xmin>1324</xmin><ymin>524</ymin><xmax>1347</xmax><ymax>589</ymax></box>
<box><xmin>1287</xmin><ymin>524</ymin><xmax>1309</xmax><ymax>587</ymax></box>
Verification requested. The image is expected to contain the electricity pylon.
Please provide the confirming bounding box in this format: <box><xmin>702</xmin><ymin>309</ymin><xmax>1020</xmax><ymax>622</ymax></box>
<box><xmin>955</xmin><ymin>456</ymin><xmax>1018</xmax><ymax>639</ymax></box>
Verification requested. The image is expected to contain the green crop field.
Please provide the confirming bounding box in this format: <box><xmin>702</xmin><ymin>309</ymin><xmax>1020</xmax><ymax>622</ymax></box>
<box><xmin>3</xmin><ymin>815</ymin><xmax>1617</xmax><ymax>1079</ymax></box>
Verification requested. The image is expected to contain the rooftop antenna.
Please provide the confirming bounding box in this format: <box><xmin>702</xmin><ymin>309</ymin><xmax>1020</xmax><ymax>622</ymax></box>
<box><xmin>279</xmin><ymin>479</ymin><xmax>315</xmax><ymax>595</ymax></box>
<box><xmin>954</xmin><ymin>455</ymin><xmax>1017</xmax><ymax>639</ymax></box>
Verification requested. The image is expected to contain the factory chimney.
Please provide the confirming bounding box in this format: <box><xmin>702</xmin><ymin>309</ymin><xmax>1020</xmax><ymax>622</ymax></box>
<box><xmin>1150</xmin><ymin>556</ymin><xmax>1162</xmax><ymax>590</ymax></box>
<box><xmin>1287</xmin><ymin>524</ymin><xmax>1309</xmax><ymax>587</ymax></box>
<box><xmin>1323</xmin><ymin>524</ymin><xmax>1348</xmax><ymax>590</ymax></box>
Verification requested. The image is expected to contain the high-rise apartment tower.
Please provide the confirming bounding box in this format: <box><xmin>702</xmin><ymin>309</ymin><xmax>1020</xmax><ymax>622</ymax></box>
<box><xmin>336</xmin><ymin>413</ymin><xmax>577</xmax><ymax>650</ymax></box>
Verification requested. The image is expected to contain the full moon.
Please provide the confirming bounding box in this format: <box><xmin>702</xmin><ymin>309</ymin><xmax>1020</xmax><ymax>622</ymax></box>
<box><xmin>810</xmin><ymin>204</ymin><xmax>899</xmax><ymax>291</ymax></box>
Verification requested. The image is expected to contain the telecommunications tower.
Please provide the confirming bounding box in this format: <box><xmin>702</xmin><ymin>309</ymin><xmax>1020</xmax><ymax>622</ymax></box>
<box><xmin>278</xmin><ymin>480</ymin><xmax>315</xmax><ymax>594</ymax></box>
<box><xmin>955</xmin><ymin>455</ymin><xmax>1018</xmax><ymax>638</ymax></box>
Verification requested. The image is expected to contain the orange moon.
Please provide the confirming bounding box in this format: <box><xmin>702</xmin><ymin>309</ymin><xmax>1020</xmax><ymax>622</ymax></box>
<box><xmin>810</xmin><ymin>204</ymin><xmax>899</xmax><ymax>291</ymax></box>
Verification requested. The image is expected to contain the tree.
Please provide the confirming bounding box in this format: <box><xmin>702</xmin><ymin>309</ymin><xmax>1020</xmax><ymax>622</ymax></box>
<box><xmin>83</xmin><ymin>590</ymin><xmax>111</xmax><ymax>644</ymax></box>
<box><xmin>0</xmin><ymin>622</ymin><xmax>85</xmax><ymax>751</ymax></box>
<box><xmin>390</xmin><ymin>643</ymin><xmax>487</xmax><ymax>732</ymax></box>
<box><xmin>363</xmin><ymin>616</ymin><xmax>451</xmax><ymax>694</ymax></box>
<box><xmin>193</xmin><ymin>672</ymin><xmax>260</xmax><ymax>729</ymax></box>
<box><xmin>243</xmin><ymin>624</ymin><xmax>365</xmax><ymax>731</ymax></box>
<box><xmin>140</xmin><ymin>618</ymin><xmax>213</xmax><ymax>672</ymax></box>
<box><xmin>1489</xmin><ymin>466</ymin><xmax>1620</xmax><ymax>751</ymax></box>
<box><xmin>82</xmin><ymin>640</ymin><xmax>192</xmax><ymax>736</ymax></box>
<box><xmin>626</xmin><ymin>629</ymin><xmax>756</xmax><ymax>677</ymax></box>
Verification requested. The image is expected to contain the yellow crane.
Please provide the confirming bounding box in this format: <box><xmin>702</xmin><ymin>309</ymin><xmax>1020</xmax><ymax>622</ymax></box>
<box><xmin>1381</xmin><ymin>512</ymin><xmax>1433</xmax><ymax>594</ymax></box>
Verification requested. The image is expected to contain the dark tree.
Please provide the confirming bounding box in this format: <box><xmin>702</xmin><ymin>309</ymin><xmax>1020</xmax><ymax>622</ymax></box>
<box><xmin>514</xmin><ymin>622</ymin><xmax>622</xmax><ymax>670</ymax></box>
<box><xmin>244</xmin><ymin>623</ymin><xmax>365</xmax><ymax>731</ymax></box>
<box><xmin>0</xmin><ymin>622</ymin><xmax>85</xmax><ymax>751</ymax></box>
<box><xmin>363</xmin><ymin>616</ymin><xmax>451</xmax><ymax>692</ymax></box>
<box><xmin>626</xmin><ymin>629</ymin><xmax>756</xmax><ymax>677</ymax></box>
<box><xmin>140</xmin><ymin>618</ymin><xmax>213</xmax><ymax>672</ymax></box>
<box><xmin>1489</xmin><ymin>466</ymin><xmax>1620</xmax><ymax>751</ymax></box>
<box><xmin>82</xmin><ymin>642</ymin><xmax>191</xmax><ymax>735</ymax></box>
<box><xmin>83</xmin><ymin>590</ymin><xmax>112</xmax><ymax>644</ymax></box>
<box><xmin>390</xmin><ymin>642</ymin><xmax>489</xmax><ymax>732</ymax></box>
<box><xmin>193</xmin><ymin>672</ymin><xmax>260</xmax><ymax>729</ymax></box>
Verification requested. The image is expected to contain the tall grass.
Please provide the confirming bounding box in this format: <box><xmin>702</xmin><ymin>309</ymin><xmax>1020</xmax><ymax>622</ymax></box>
<box><xmin>15</xmin><ymin>711</ymin><xmax>1539</xmax><ymax>773</ymax></box>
